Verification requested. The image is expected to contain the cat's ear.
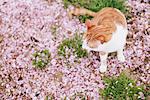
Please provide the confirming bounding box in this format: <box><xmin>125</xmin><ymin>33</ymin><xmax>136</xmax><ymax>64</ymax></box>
<box><xmin>85</xmin><ymin>19</ymin><xmax>93</xmax><ymax>29</ymax></box>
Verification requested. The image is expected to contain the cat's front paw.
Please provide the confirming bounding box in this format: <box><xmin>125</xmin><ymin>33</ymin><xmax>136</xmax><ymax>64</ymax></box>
<box><xmin>118</xmin><ymin>55</ymin><xmax>125</xmax><ymax>62</ymax></box>
<box><xmin>99</xmin><ymin>65</ymin><xmax>107</xmax><ymax>73</ymax></box>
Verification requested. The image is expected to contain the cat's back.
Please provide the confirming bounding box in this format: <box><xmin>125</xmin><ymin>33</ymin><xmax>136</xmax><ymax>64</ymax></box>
<box><xmin>93</xmin><ymin>7</ymin><xmax>127</xmax><ymax>28</ymax></box>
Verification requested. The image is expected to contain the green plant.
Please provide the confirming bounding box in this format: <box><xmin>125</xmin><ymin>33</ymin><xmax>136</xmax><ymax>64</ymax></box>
<box><xmin>0</xmin><ymin>35</ymin><xmax>3</xmax><ymax>43</ymax></box>
<box><xmin>51</xmin><ymin>25</ymin><xmax>59</xmax><ymax>36</ymax></box>
<box><xmin>70</xmin><ymin>92</ymin><xmax>88</xmax><ymax>100</ymax></box>
<box><xmin>63</xmin><ymin>0</ymin><xmax>129</xmax><ymax>22</ymax></box>
<box><xmin>58</xmin><ymin>34</ymin><xmax>87</xmax><ymax>58</ymax></box>
<box><xmin>100</xmin><ymin>73</ymin><xmax>149</xmax><ymax>100</ymax></box>
<box><xmin>32</xmin><ymin>49</ymin><xmax>51</xmax><ymax>69</ymax></box>
<box><xmin>63</xmin><ymin>96</ymin><xmax>67</xmax><ymax>100</ymax></box>
<box><xmin>45</xmin><ymin>94</ymin><xmax>55</xmax><ymax>100</ymax></box>
<box><xmin>78</xmin><ymin>15</ymin><xmax>93</xmax><ymax>23</ymax></box>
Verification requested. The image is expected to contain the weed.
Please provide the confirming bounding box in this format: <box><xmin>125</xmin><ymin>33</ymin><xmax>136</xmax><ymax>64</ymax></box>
<box><xmin>100</xmin><ymin>73</ymin><xmax>149</xmax><ymax>100</ymax></box>
<box><xmin>58</xmin><ymin>34</ymin><xmax>87</xmax><ymax>58</ymax></box>
<box><xmin>51</xmin><ymin>25</ymin><xmax>58</xmax><ymax>35</ymax></box>
<box><xmin>63</xmin><ymin>0</ymin><xmax>129</xmax><ymax>22</ymax></box>
<box><xmin>70</xmin><ymin>92</ymin><xmax>88</xmax><ymax>100</ymax></box>
<box><xmin>32</xmin><ymin>49</ymin><xmax>51</xmax><ymax>69</ymax></box>
<box><xmin>45</xmin><ymin>94</ymin><xmax>55</xmax><ymax>100</ymax></box>
<box><xmin>0</xmin><ymin>35</ymin><xmax>3</xmax><ymax>43</ymax></box>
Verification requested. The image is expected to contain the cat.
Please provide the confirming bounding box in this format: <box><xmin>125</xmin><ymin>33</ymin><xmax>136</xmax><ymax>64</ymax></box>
<box><xmin>69</xmin><ymin>7</ymin><xmax>128</xmax><ymax>72</ymax></box>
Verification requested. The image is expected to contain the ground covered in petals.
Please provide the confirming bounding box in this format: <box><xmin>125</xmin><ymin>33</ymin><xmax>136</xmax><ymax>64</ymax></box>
<box><xmin>0</xmin><ymin>0</ymin><xmax>149</xmax><ymax>99</ymax></box>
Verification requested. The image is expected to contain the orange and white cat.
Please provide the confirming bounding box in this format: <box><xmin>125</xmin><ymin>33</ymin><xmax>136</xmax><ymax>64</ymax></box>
<box><xmin>70</xmin><ymin>7</ymin><xmax>128</xmax><ymax>72</ymax></box>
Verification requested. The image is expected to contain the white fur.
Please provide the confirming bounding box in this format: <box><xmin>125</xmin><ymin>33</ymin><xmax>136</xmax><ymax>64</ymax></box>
<box><xmin>82</xmin><ymin>24</ymin><xmax>128</xmax><ymax>72</ymax></box>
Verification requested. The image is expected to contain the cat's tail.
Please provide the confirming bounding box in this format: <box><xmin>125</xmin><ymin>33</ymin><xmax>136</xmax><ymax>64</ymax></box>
<box><xmin>68</xmin><ymin>7</ymin><xmax>96</xmax><ymax>18</ymax></box>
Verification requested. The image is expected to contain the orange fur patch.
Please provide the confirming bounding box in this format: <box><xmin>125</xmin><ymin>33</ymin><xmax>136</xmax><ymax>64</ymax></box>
<box><xmin>70</xmin><ymin>7</ymin><xmax>127</xmax><ymax>44</ymax></box>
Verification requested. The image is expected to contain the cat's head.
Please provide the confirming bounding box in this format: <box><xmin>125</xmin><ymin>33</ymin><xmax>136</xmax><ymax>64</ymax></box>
<box><xmin>83</xmin><ymin>20</ymin><xmax>106</xmax><ymax>48</ymax></box>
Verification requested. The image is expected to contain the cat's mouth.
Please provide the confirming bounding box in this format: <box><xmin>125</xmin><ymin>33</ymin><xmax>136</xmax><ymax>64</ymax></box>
<box><xmin>88</xmin><ymin>43</ymin><xmax>97</xmax><ymax>48</ymax></box>
<box><xmin>82</xmin><ymin>39</ymin><xmax>102</xmax><ymax>51</ymax></box>
<box><xmin>87</xmin><ymin>40</ymin><xmax>101</xmax><ymax>48</ymax></box>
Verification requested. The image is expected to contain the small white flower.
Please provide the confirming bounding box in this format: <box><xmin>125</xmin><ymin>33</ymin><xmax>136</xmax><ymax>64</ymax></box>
<box><xmin>112</xmin><ymin>86</ymin><xmax>114</xmax><ymax>89</ymax></box>
<box><xmin>115</xmin><ymin>81</ymin><xmax>118</xmax><ymax>83</ymax></box>
<box><xmin>128</xmin><ymin>83</ymin><xmax>133</xmax><ymax>87</ymax></box>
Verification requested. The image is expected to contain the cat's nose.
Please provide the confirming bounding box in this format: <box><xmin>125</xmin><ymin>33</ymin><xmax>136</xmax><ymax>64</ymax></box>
<box><xmin>88</xmin><ymin>42</ymin><xmax>97</xmax><ymax>48</ymax></box>
<box><xmin>89</xmin><ymin>45</ymin><xmax>95</xmax><ymax>48</ymax></box>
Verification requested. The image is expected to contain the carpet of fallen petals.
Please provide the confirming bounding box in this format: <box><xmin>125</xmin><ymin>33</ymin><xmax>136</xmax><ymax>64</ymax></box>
<box><xmin>0</xmin><ymin>0</ymin><xmax>149</xmax><ymax>99</ymax></box>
